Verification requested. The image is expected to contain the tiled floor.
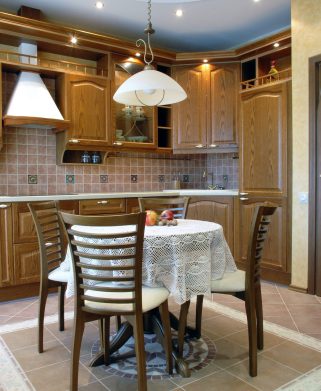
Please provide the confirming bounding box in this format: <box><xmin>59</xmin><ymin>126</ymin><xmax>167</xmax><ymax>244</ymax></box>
<box><xmin>1</xmin><ymin>281</ymin><xmax>321</xmax><ymax>390</ymax></box>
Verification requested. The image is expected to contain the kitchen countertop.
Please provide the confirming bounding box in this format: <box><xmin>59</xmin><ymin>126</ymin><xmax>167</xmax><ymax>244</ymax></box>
<box><xmin>0</xmin><ymin>189</ymin><xmax>239</xmax><ymax>203</ymax></box>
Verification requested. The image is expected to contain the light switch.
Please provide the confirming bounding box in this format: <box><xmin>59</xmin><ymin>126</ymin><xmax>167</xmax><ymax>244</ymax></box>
<box><xmin>299</xmin><ymin>192</ymin><xmax>308</xmax><ymax>204</ymax></box>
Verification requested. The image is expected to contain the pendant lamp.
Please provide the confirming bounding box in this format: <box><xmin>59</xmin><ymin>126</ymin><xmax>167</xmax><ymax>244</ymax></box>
<box><xmin>113</xmin><ymin>0</ymin><xmax>187</xmax><ymax>106</ymax></box>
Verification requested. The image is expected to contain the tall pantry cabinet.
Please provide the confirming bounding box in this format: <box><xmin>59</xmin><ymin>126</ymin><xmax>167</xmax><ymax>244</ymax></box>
<box><xmin>235</xmin><ymin>81</ymin><xmax>292</xmax><ymax>284</ymax></box>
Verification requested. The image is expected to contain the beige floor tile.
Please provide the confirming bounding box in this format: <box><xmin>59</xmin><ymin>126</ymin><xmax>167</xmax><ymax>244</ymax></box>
<box><xmin>263</xmin><ymin>316</ymin><xmax>297</xmax><ymax>330</ymax></box>
<box><xmin>293</xmin><ymin>317</ymin><xmax>321</xmax><ymax>334</ymax></box>
<box><xmin>100</xmin><ymin>374</ymin><xmax>179</xmax><ymax>391</ymax></box>
<box><xmin>226</xmin><ymin>329</ymin><xmax>285</xmax><ymax>350</ymax></box>
<box><xmin>209</xmin><ymin>338</ymin><xmax>248</xmax><ymax>370</ymax></box>
<box><xmin>182</xmin><ymin>369</ymin><xmax>258</xmax><ymax>391</ymax></box>
<box><xmin>227</xmin><ymin>355</ymin><xmax>301</xmax><ymax>391</ymax></box>
<box><xmin>262</xmin><ymin>340</ymin><xmax>321</xmax><ymax>373</ymax></box>
<box><xmin>279</xmin><ymin>291</ymin><xmax>320</xmax><ymax>305</ymax></box>
<box><xmin>2</xmin><ymin>325</ymin><xmax>55</xmax><ymax>351</ymax></box>
<box><xmin>202</xmin><ymin>315</ymin><xmax>246</xmax><ymax>338</ymax></box>
<box><xmin>79</xmin><ymin>382</ymin><xmax>109</xmax><ymax>390</ymax></box>
<box><xmin>260</xmin><ymin>303</ymin><xmax>288</xmax><ymax>317</ymax></box>
<box><xmin>261</xmin><ymin>293</ymin><xmax>284</xmax><ymax>305</ymax></box>
<box><xmin>0</xmin><ymin>298</ymin><xmax>37</xmax><ymax>316</ymax></box>
<box><xmin>26</xmin><ymin>360</ymin><xmax>98</xmax><ymax>391</ymax></box>
<box><xmin>13</xmin><ymin>340</ymin><xmax>71</xmax><ymax>372</ymax></box>
<box><xmin>59</xmin><ymin>323</ymin><xmax>101</xmax><ymax>356</ymax></box>
<box><xmin>287</xmin><ymin>304</ymin><xmax>321</xmax><ymax>317</ymax></box>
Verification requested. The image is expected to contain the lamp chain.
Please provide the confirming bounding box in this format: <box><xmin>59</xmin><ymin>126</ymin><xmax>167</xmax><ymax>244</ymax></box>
<box><xmin>136</xmin><ymin>0</ymin><xmax>154</xmax><ymax>66</ymax></box>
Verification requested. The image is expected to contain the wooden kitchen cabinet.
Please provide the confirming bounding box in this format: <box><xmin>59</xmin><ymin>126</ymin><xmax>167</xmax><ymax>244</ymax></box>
<box><xmin>0</xmin><ymin>203</ymin><xmax>13</xmax><ymax>287</ymax></box>
<box><xmin>240</xmin><ymin>82</ymin><xmax>290</xmax><ymax>196</ymax></box>
<box><xmin>79</xmin><ymin>198</ymin><xmax>126</xmax><ymax>215</ymax></box>
<box><xmin>186</xmin><ymin>196</ymin><xmax>234</xmax><ymax>254</ymax></box>
<box><xmin>234</xmin><ymin>197</ymin><xmax>290</xmax><ymax>284</ymax></box>
<box><xmin>236</xmin><ymin>80</ymin><xmax>291</xmax><ymax>284</ymax></box>
<box><xmin>56</xmin><ymin>74</ymin><xmax>112</xmax><ymax>163</ymax></box>
<box><xmin>172</xmin><ymin>63</ymin><xmax>239</xmax><ymax>153</ymax></box>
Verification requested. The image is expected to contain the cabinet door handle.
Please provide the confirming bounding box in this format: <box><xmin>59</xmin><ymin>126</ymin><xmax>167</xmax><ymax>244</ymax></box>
<box><xmin>69</xmin><ymin>139</ymin><xmax>80</xmax><ymax>144</ymax></box>
<box><xmin>113</xmin><ymin>141</ymin><xmax>123</xmax><ymax>146</ymax></box>
<box><xmin>0</xmin><ymin>204</ymin><xmax>9</xmax><ymax>209</ymax></box>
<box><xmin>97</xmin><ymin>200</ymin><xmax>109</xmax><ymax>205</ymax></box>
<box><xmin>240</xmin><ymin>197</ymin><xmax>249</xmax><ymax>201</ymax></box>
<box><xmin>209</xmin><ymin>144</ymin><xmax>217</xmax><ymax>148</ymax></box>
<box><xmin>195</xmin><ymin>144</ymin><xmax>205</xmax><ymax>148</ymax></box>
<box><xmin>239</xmin><ymin>192</ymin><xmax>249</xmax><ymax>196</ymax></box>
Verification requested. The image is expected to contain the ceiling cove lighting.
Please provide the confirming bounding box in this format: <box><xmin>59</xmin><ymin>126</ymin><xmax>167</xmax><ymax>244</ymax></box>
<box><xmin>70</xmin><ymin>36</ymin><xmax>78</xmax><ymax>44</ymax></box>
<box><xmin>113</xmin><ymin>0</ymin><xmax>187</xmax><ymax>106</ymax></box>
<box><xmin>95</xmin><ymin>1</ymin><xmax>104</xmax><ymax>9</ymax></box>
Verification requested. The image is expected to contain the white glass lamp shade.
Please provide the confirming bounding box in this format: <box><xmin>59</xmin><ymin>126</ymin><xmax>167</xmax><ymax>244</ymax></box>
<box><xmin>113</xmin><ymin>69</ymin><xmax>187</xmax><ymax>106</ymax></box>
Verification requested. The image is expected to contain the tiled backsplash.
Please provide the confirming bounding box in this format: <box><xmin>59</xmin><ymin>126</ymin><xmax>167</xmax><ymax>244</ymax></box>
<box><xmin>0</xmin><ymin>128</ymin><xmax>239</xmax><ymax>196</ymax></box>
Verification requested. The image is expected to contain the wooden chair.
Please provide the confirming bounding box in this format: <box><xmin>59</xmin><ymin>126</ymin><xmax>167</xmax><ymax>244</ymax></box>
<box><xmin>138</xmin><ymin>196</ymin><xmax>190</xmax><ymax>219</ymax></box>
<box><xmin>60</xmin><ymin>211</ymin><xmax>172</xmax><ymax>391</ymax></box>
<box><xmin>195</xmin><ymin>203</ymin><xmax>277</xmax><ymax>377</ymax></box>
<box><xmin>28</xmin><ymin>201</ymin><xmax>69</xmax><ymax>354</ymax></box>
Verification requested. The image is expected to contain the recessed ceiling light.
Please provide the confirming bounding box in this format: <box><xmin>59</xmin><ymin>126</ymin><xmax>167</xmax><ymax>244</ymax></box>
<box><xmin>203</xmin><ymin>59</ymin><xmax>208</xmax><ymax>63</ymax></box>
<box><xmin>176</xmin><ymin>9</ymin><xmax>183</xmax><ymax>17</ymax></box>
<box><xmin>274</xmin><ymin>42</ymin><xmax>280</xmax><ymax>48</ymax></box>
<box><xmin>70</xmin><ymin>36</ymin><xmax>78</xmax><ymax>44</ymax></box>
<box><xmin>135</xmin><ymin>52</ymin><xmax>141</xmax><ymax>57</ymax></box>
<box><xmin>253</xmin><ymin>0</ymin><xmax>261</xmax><ymax>2</ymax></box>
<box><xmin>95</xmin><ymin>1</ymin><xmax>104</xmax><ymax>9</ymax></box>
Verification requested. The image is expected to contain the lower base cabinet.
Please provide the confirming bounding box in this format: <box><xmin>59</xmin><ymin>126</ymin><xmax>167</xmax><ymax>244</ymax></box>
<box><xmin>234</xmin><ymin>196</ymin><xmax>291</xmax><ymax>285</ymax></box>
<box><xmin>186</xmin><ymin>196</ymin><xmax>234</xmax><ymax>255</ymax></box>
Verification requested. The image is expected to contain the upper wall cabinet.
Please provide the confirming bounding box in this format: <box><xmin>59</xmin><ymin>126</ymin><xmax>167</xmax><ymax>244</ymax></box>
<box><xmin>111</xmin><ymin>56</ymin><xmax>157</xmax><ymax>150</ymax></box>
<box><xmin>56</xmin><ymin>74</ymin><xmax>112</xmax><ymax>163</ymax></box>
<box><xmin>172</xmin><ymin>63</ymin><xmax>240</xmax><ymax>153</ymax></box>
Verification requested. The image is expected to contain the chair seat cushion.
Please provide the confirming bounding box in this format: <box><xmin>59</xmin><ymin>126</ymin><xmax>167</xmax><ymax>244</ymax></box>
<box><xmin>48</xmin><ymin>267</ymin><xmax>69</xmax><ymax>283</ymax></box>
<box><xmin>211</xmin><ymin>270</ymin><xmax>245</xmax><ymax>293</ymax></box>
<box><xmin>84</xmin><ymin>282</ymin><xmax>169</xmax><ymax>313</ymax></box>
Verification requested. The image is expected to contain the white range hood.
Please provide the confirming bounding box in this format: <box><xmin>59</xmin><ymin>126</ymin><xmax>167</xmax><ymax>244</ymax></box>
<box><xmin>3</xmin><ymin>42</ymin><xmax>69</xmax><ymax>131</ymax></box>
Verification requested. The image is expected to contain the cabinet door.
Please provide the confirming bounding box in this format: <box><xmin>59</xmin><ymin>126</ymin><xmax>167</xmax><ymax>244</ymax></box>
<box><xmin>234</xmin><ymin>197</ymin><xmax>290</xmax><ymax>284</ymax></box>
<box><xmin>208</xmin><ymin>63</ymin><xmax>239</xmax><ymax>145</ymax></box>
<box><xmin>172</xmin><ymin>66</ymin><xmax>207</xmax><ymax>149</ymax></box>
<box><xmin>186</xmin><ymin>196</ymin><xmax>234</xmax><ymax>254</ymax></box>
<box><xmin>240</xmin><ymin>83</ymin><xmax>288</xmax><ymax>196</ymax></box>
<box><xmin>13</xmin><ymin>203</ymin><xmax>37</xmax><ymax>243</ymax></box>
<box><xmin>0</xmin><ymin>203</ymin><xmax>13</xmax><ymax>287</ymax></box>
<box><xmin>64</xmin><ymin>75</ymin><xmax>111</xmax><ymax>145</ymax></box>
<box><xmin>14</xmin><ymin>243</ymin><xmax>40</xmax><ymax>285</ymax></box>
<box><xmin>126</xmin><ymin>198</ymin><xmax>140</xmax><ymax>213</ymax></box>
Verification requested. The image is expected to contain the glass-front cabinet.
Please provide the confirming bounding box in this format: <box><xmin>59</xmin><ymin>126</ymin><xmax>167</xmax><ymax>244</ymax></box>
<box><xmin>112</xmin><ymin>56</ymin><xmax>157</xmax><ymax>149</ymax></box>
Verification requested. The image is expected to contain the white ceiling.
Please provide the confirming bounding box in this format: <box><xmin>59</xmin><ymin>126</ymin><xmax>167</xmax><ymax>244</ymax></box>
<box><xmin>0</xmin><ymin>0</ymin><xmax>291</xmax><ymax>52</ymax></box>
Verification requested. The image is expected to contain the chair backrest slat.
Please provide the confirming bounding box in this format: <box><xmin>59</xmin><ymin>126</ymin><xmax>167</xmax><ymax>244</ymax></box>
<box><xmin>28</xmin><ymin>201</ymin><xmax>66</xmax><ymax>278</ymax></box>
<box><xmin>246</xmin><ymin>204</ymin><xmax>277</xmax><ymax>290</ymax></box>
<box><xmin>138</xmin><ymin>196</ymin><xmax>190</xmax><ymax>219</ymax></box>
<box><xmin>60</xmin><ymin>211</ymin><xmax>146</xmax><ymax>316</ymax></box>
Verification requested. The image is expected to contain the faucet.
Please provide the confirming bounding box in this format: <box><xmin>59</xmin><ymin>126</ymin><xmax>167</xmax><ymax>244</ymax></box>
<box><xmin>202</xmin><ymin>170</ymin><xmax>216</xmax><ymax>189</ymax></box>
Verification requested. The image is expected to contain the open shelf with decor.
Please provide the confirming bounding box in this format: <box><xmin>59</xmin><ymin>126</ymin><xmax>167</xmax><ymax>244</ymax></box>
<box><xmin>240</xmin><ymin>45</ymin><xmax>291</xmax><ymax>91</ymax></box>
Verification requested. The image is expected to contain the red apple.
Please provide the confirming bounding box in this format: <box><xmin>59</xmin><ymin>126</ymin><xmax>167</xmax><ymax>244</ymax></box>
<box><xmin>145</xmin><ymin>210</ymin><xmax>158</xmax><ymax>226</ymax></box>
<box><xmin>160</xmin><ymin>209</ymin><xmax>174</xmax><ymax>221</ymax></box>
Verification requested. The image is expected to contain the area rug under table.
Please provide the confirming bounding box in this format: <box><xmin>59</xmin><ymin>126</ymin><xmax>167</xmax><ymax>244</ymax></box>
<box><xmin>1</xmin><ymin>300</ymin><xmax>321</xmax><ymax>391</ymax></box>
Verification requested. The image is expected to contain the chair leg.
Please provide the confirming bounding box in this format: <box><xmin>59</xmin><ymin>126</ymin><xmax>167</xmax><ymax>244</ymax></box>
<box><xmin>195</xmin><ymin>295</ymin><xmax>204</xmax><ymax>338</ymax></box>
<box><xmin>133</xmin><ymin>314</ymin><xmax>147</xmax><ymax>391</ymax></box>
<box><xmin>177</xmin><ymin>300</ymin><xmax>190</xmax><ymax>358</ymax></box>
<box><xmin>38</xmin><ymin>285</ymin><xmax>48</xmax><ymax>353</ymax></box>
<box><xmin>103</xmin><ymin>317</ymin><xmax>111</xmax><ymax>365</ymax></box>
<box><xmin>245</xmin><ymin>293</ymin><xmax>257</xmax><ymax>377</ymax></box>
<box><xmin>255</xmin><ymin>284</ymin><xmax>264</xmax><ymax>350</ymax></box>
<box><xmin>58</xmin><ymin>284</ymin><xmax>66</xmax><ymax>332</ymax></box>
<box><xmin>159</xmin><ymin>300</ymin><xmax>173</xmax><ymax>375</ymax></box>
<box><xmin>116</xmin><ymin>316</ymin><xmax>122</xmax><ymax>331</ymax></box>
<box><xmin>70</xmin><ymin>314</ymin><xmax>85</xmax><ymax>391</ymax></box>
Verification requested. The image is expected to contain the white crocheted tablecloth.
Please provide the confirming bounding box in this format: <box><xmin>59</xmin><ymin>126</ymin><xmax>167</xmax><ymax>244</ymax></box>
<box><xmin>62</xmin><ymin>219</ymin><xmax>237</xmax><ymax>304</ymax></box>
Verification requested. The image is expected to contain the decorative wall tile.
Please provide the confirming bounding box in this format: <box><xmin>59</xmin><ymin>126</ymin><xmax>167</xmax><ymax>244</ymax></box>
<box><xmin>28</xmin><ymin>175</ymin><xmax>37</xmax><ymax>185</ymax></box>
<box><xmin>66</xmin><ymin>174</ymin><xmax>75</xmax><ymax>184</ymax></box>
